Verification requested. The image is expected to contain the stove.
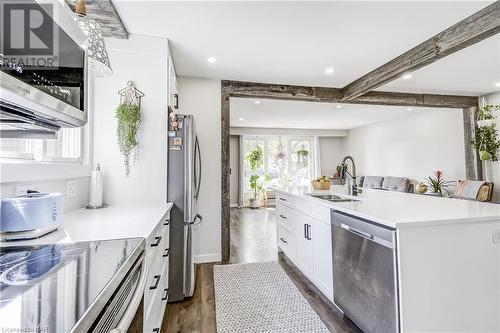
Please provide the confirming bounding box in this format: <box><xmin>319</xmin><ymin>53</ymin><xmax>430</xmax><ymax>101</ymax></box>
<box><xmin>0</xmin><ymin>238</ymin><xmax>145</xmax><ymax>333</ymax></box>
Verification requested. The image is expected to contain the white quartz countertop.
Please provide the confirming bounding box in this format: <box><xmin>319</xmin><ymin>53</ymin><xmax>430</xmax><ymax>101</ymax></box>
<box><xmin>273</xmin><ymin>185</ymin><xmax>500</xmax><ymax>229</ymax></box>
<box><xmin>1</xmin><ymin>203</ymin><xmax>173</xmax><ymax>246</ymax></box>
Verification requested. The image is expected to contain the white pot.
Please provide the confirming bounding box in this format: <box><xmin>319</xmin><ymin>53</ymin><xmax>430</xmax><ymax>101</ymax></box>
<box><xmin>249</xmin><ymin>198</ymin><xmax>260</xmax><ymax>209</ymax></box>
<box><xmin>477</xmin><ymin>119</ymin><xmax>495</xmax><ymax>128</ymax></box>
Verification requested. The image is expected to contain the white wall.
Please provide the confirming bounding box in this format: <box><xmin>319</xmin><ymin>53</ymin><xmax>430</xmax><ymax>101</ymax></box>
<box><xmin>319</xmin><ymin>137</ymin><xmax>346</xmax><ymax>177</ymax></box>
<box><xmin>229</xmin><ymin>135</ymin><xmax>239</xmax><ymax>207</ymax></box>
<box><xmin>345</xmin><ymin>109</ymin><xmax>466</xmax><ymax>183</ymax></box>
<box><xmin>93</xmin><ymin>35</ymin><xmax>169</xmax><ymax>205</ymax></box>
<box><xmin>483</xmin><ymin>91</ymin><xmax>500</xmax><ymax>201</ymax></box>
<box><xmin>0</xmin><ymin>178</ymin><xmax>89</xmax><ymax>213</ymax></box>
<box><xmin>178</xmin><ymin>77</ymin><xmax>221</xmax><ymax>263</ymax></box>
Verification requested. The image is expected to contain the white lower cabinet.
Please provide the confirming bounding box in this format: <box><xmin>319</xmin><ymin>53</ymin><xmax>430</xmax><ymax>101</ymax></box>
<box><xmin>143</xmin><ymin>210</ymin><xmax>171</xmax><ymax>333</ymax></box>
<box><xmin>277</xmin><ymin>197</ymin><xmax>334</xmax><ymax>302</ymax></box>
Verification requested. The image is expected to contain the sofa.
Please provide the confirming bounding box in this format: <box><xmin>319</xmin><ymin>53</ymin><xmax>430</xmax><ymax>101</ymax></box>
<box><xmin>358</xmin><ymin>175</ymin><xmax>411</xmax><ymax>193</ymax></box>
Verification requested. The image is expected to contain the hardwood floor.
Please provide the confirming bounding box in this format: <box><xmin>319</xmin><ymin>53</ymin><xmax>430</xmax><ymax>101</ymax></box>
<box><xmin>163</xmin><ymin>207</ymin><xmax>360</xmax><ymax>333</ymax></box>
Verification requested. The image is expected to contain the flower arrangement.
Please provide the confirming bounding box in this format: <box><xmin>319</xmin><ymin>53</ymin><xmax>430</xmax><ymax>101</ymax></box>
<box><xmin>424</xmin><ymin>170</ymin><xmax>454</xmax><ymax>196</ymax></box>
<box><xmin>471</xmin><ymin>104</ymin><xmax>500</xmax><ymax>161</ymax></box>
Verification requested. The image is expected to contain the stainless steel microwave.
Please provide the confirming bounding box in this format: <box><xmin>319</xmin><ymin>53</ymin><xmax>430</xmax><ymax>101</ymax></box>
<box><xmin>0</xmin><ymin>0</ymin><xmax>88</xmax><ymax>138</ymax></box>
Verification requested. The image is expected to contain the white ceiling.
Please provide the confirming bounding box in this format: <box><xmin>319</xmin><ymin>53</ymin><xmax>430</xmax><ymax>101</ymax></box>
<box><xmin>114</xmin><ymin>1</ymin><xmax>499</xmax><ymax>96</ymax></box>
<box><xmin>229</xmin><ymin>98</ymin><xmax>449</xmax><ymax>130</ymax></box>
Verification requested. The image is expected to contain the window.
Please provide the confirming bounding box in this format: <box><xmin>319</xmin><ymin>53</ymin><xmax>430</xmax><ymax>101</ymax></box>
<box><xmin>242</xmin><ymin>136</ymin><xmax>315</xmax><ymax>192</ymax></box>
<box><xmin>0</xmin><ymin>128</ymin><xmax>82</xmax><ymax>163</ymax></box>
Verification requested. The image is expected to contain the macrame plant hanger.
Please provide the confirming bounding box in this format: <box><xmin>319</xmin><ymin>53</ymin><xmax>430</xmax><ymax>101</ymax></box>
<box><xmin>117</xmin><ymin>81</ymin><xmax>145</xmax><ymax>107</ymax></box>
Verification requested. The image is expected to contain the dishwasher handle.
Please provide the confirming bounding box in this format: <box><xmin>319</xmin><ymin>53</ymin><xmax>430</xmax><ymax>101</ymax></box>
<box><xmin>341</xmin><ymin>223</ymin><xmax>373</xmax><ymax>240</ymax></box>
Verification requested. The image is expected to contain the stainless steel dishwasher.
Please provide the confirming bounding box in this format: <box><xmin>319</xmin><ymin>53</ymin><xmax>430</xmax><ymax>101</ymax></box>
<box><xmin>331</xmin><ymin>210</ymin><xmax>399</xmax><ymax>333</ymax></box>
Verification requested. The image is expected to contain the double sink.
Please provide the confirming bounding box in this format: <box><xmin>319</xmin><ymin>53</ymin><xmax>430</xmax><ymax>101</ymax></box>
<box><xmin>306</xmin><ymin>193</ymin><xmax>360</xmax><ymax>203</ymax></box>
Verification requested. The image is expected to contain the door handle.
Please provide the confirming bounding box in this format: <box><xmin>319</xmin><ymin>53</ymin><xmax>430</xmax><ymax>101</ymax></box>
<box><xmin>279</xmin><ymin>214</ymin><xmax>287</xmax><ymax>219</ymax></box>
<box><xmin>340</xmin><ymin>223</ymin><xmax>373</xmax><ymax>240</ymax></box>
<box><xmin>279</xmin><ymin>237</ymin><xmax>287</xmax><ymax>244</ymax></box>
<box><xmin>151</xmin><ymin>236</ymin><xmax>162</xmax><ymax>247</ymax></box>
<box><xmin>149</xmin><ymin>275</ymin><xmax>161</xmax><ymax>290</ymax></box>
<box><xmin>307</xmin><ymin>224</ymin><xmax>312</xmax><ymax>240</ymax></box>
<box><xmin>163</xmin><ymin>248</ymin><xmax>170</xmax><ymax>257</ymax></box>
<box><xmin>161</xmin><ymin>288</ymin><xmax>169</xmax><ymax>301</ymax></box>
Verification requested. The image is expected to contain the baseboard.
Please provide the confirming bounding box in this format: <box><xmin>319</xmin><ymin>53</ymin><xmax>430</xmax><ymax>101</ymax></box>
<box><xmin>230</xmin><ymin>203</ymin><xmax>239</xmax><ymax>208</ymax></box>
<box><xmin>195</xmin><ymin>253</ymin><xmax>221</xmax><ymax>263</ymax></box>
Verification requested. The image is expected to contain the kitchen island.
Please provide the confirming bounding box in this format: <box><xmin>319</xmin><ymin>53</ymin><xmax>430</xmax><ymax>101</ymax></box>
<box><xmin>273</xmin><ymin>185</ymin><xmax>500</xmax><ymax>333</ymax></box>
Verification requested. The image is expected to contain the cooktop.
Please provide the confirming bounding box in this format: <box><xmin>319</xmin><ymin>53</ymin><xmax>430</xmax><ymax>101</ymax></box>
<box><xmin>0</xmin><ymin>238</ymin><xmax>143</xmax><ymax>333</ymax></box>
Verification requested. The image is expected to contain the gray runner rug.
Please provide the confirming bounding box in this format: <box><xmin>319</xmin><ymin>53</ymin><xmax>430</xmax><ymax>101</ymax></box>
<box><xmin>213</xmin><ymin>261</ymin><xmax>330</xmax><ymax>333</ymax></box>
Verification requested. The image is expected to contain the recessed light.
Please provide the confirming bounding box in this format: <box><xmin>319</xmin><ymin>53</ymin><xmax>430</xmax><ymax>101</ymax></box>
<box><xmin>402</xmin><ymin>73</ymin><xmax>413</xmax><ymax>79</ymax></box>
<box><xmin>207</xmin><ymin>57</ymin><xmax>217</xmax><ymax>64</ymax></box>
<box><xmin>407</xmin><ymin>108</ymin><xmax>413</xmax><ymax>111</ymax></box>
<box><xmin>239</xmin><ymin>118</ymin><xmax>244</xmax><ymax>121</ymax></box>
<box><xmin>324</xmin><ymin>67</ymin><xmax>335</xmax><ymax>75</ymax></box>
<box><xmin>495</xmin><ymin>82</ymin><xmax>500</xmax><ymax>87</ymax></box>
<box><xmin>254</xmin><ymin>100</ymin><xmax>261</xmax><ymax>105</ymax></box>
<box><xmin>336</xmin><ymin>105</ymin><xmax>342</xmax><ymax>109</ymax></box>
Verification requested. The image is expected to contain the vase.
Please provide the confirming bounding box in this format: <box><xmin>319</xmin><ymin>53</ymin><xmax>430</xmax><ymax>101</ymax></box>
<box><xmin>249</xmin><ymin>197</ymin><xmax>260</xmax><ymax>209</ymax></box>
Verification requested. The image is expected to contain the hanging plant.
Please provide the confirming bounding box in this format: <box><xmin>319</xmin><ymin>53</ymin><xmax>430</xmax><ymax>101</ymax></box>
<box><xmin>296</xmin><ymin>145</ymin><xmax>309</xmax><ymax>168</ymax></box>
<box><xmin>275</xmin><ymin>142</ymin><xmax>287</xmax><ymax>165</ymax></box>
<box><xmin>246</xmin><ymin>146</ymin><xmax>264</xmax><ymax>171</ymax></box>
<box><xmin>471</xmin><ymin>104</ymin><xmax>500</xmax><ymax>161</ymax></box>
<box><xmin>116</xmin><ymin>103</ymin><xmax>141</xmax><ymax>176</ymax></box>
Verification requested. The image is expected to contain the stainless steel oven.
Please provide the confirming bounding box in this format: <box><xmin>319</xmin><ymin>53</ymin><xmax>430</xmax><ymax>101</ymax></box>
<box><xmin>0</xmin><ymin>0</ymin><xmax>88</xmax><ymax>137</ymax></box>
<box><xmin>331</xmin><ymin>210</ymin><xmax>399</xmax><ymax>333</ymax></box>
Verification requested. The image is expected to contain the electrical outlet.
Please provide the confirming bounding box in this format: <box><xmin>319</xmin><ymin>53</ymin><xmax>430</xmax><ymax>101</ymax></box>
<box><xmin>15</xmin><ymin>184</ymin><xmax>34</xmax><ymax>196</ymax></box>
<box><xmin>493</xmin><ymin>229</ymin><xmax>500</xmax><ymax>244</ymax></box>
<box><xmin>66</xmin><ymin>180</ymin><xmax>77</xmax><ymax>199</ymax></box>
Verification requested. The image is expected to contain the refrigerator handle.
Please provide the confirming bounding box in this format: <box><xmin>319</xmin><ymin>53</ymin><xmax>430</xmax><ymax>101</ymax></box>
<box><xmin>185</xmin><ymin>214</ymin><xmax>203</xmax><ymax>226</ymax></box>
<box><xmin>195</xmin><ymin>137</ymin><xmax>202</xmax><ymax>199</ymax></box>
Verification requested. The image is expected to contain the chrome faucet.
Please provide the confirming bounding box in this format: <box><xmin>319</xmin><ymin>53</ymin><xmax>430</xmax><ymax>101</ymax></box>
<box><xmin>340</xmin><ymin>155</ymin><xmax>362</xmax><ymax>196</ymax></box>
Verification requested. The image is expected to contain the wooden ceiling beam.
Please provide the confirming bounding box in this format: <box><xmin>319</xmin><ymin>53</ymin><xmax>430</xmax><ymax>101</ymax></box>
<box><xmin>340</xmin><ymin>1</ymin><xmax>500</xmax><ymax>100</ymax></box>
<box><xmin>222</xmin><ymin>80</ymin><xmax>478</xmax><ymax>108</ymax></box>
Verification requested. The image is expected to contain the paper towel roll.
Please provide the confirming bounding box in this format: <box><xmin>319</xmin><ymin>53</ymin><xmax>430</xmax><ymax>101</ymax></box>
<box><xmin>89</xmin><ymin>164</ymin><xmax>103</xmax><ymax>207</ymax></box>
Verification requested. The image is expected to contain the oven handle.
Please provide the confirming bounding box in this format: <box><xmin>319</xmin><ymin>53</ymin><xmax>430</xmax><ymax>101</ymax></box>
<box><xmin>109</xmin><ymin>255</ymin><xmax>148</xmax><ymax>332</ymax></box>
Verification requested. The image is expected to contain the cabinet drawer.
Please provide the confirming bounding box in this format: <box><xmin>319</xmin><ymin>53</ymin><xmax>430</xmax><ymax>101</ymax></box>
<box><xmin>145</xmin><ymin>258</ymin><xmax>169</xmax><ymax>331</ymax></box>
<box><xmin>278</xmin><ymin>224</ymin><xmax>296</xmax><ymax>260</ymax></box>
<box><xmin>277</xmin><ymin>193</ymin><xmax>311</xmax><ymax>214</ymax></box>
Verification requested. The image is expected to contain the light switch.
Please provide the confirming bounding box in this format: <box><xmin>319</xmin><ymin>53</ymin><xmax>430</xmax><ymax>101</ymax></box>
<box><xmin>493</xmin><ymin>229</ymin><xmax>500</xmax><ymax>243</ymax></box>
<box><xmin>66</xmin><ymin>180</ymin><xmax>77</xmax><ymax>199</ymax></box>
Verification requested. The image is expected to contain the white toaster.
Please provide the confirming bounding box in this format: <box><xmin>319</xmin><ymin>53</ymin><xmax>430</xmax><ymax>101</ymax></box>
<box><xmin>1</xmin><ymin>192</ymin><xmax>63</xmax><ymax>241</ymax></box>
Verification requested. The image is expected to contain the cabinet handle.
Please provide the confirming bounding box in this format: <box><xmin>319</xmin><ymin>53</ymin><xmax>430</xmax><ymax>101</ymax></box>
<box><xmin>279</xmin><ymin>197</ymin><xmax>287</xmax><ymax>201</ymax></box>
<box><xmin>279</xmin><ymin>214</ymin><xmax>287</xmax><ymax>219</ymax></box>
<box><xmin>163</xmin><ymin>219</ymin><xmax>170</xmax><ymax>226</ymax></box>
<box><xmin>163</xmin><ymin>248</ymin><xmax>170</xmax><ymax>257</ymax></box>
<box><xmin>151</xmin><ymin>236</ymin><xmax>162</xmax><ymax>247</ymax></box>
<box><xmin>304</xmin><ymin>224</ymin><xmax>307</xmax><ymax>239</ymax></box>
<box><xmin>149</xmin><ymin>275</ymin><xmax>161</xmax><ymax>290</ymax></box>
<box><xmin>307</xmin><ymin>224</ymin><xmax>312</xmax><ymax>240</ymax></box>
<box><xmin>162</xmin><ymin>288</ymin><xmax>169</xmax><ymax>301</ymax></box>
<box><xmin>279</xmin><ymin>237</ymin><xmax>287</xmax><ymax>244</ymax></box>
<box><xmin>153</xmin><ymin>329</ymin><xmax>160</xmax><ymax>333</ymax></box>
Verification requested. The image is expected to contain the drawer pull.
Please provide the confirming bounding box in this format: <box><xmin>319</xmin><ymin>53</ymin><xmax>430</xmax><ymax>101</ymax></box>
<box><xmin>279</xmin><ymin>237</ymin><xmax>287</xmax><ymax>244</ymax></box>
<box><xmin>161</xmin><ymin>288</ymin><xmax>169</xmax><ymax>301</ymax></box>
<box><xmin>279</xmin><ymin>197</ymin><xmax>287</xmax><ymax>202</ymax></box>
<box><xmin>163</xmin><ymin>248</ymin><xmax>170</xmax><ymax>257</ymax></box>
<box><xmin>149</xmin><ymin>275</ymin><xmax>161</xmax><ymax>290</ymax></box>
<box><xmin>153</xmin><ymin>329</ymin><xmax>159</xmax><ymax>333</ymax></box>
<box><xmin>279</xmin><ymin>214</ymin><xmax>287</xmax><ymax>219</ymax></box>
<box><xmin>163</xmin><ymin>219</ymin><xmax>170</xmax><ymax>226</ymax></box>
<box><xmin>151</xmin><ymin>236</ymin><xmax>162</xmax><ymax>247</ymax></box>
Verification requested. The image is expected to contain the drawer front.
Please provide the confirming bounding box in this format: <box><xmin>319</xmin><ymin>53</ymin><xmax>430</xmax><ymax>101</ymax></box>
<box><xmin>145</xmin><ymin>260</ymin><xmax>169</xmax><ymax>333</ymax></box>
<box><xmin>277</xmin><ymin>203</ymin><xmax>292</xmax><ymax>224</ymax></box>
<box><xmin>277</xmin><ymin>192</ymin><xmax>311</xmax><ymax>214</ymax></box>
<box><xmin>277</xmin><ymin>224</ymin><xmax>296</xmax><ymax>260</ymax></box>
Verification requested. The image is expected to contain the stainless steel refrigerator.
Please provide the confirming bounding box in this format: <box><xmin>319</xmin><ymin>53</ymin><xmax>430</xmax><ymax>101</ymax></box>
<box><xmin>167</xmin><ymin>113</ymin><xmax>202</xmax><ymax>302</ymax></box>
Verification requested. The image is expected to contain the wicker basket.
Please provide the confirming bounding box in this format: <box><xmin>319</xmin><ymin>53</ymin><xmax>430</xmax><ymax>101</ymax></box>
<box><xmin>311</xmin><ymin>180</ymin><xmax>331</xmax><ymax>190</ymax></box>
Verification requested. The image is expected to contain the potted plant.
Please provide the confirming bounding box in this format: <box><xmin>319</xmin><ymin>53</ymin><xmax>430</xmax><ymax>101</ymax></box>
<box><xmin>246</xmin><ymin>146</ymin><xmax>264</xmax><ymax>208</ymax></box>
<box><xmin>471</xmin><ymin>104</ymin><xmax>500</xmax><ymax>161</ymax></box>
<box><xmin>424</xmin><ymin>171</ymin><xmax>454</xmax><ymax>197</ymax></box>
<box><xmin>116</xmin><ymin>103</ymin><xmax>141</xmax><ymax>176</ymax></box>
<box><xmin>249</xmin><ymin>175</ymin><xmax>261</xmax><ymax>209</ymax></box>
<box><xmin>296</xmin><ymin>145</ymin><xmax>309</xmax><ymax>168</ymax></box>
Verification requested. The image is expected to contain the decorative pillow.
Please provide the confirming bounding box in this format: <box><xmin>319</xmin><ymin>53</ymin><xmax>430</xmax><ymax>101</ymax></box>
<box><xmin>382</xmin><ymin>176</ymin><xmax>411</xmax><ymax>192</ymax></box>
<box><xmin>363</xmin><ymin>176</ymin><xmax>384</xmax><ymax>189</ymax></box>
